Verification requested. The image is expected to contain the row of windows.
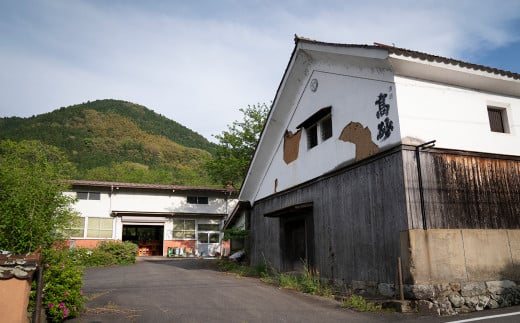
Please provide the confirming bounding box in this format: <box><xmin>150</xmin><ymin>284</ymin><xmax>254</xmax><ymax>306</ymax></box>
<box><xmin>70</xmin><ymin>218</ymin><xmax>221</xmax><ymax>242</ymax></box>
<box><xmin>172</xmin><ymin>219</ymin><xmax>220</xmax><ymax>241</ymax></box>
<box><xmin>301</xmin><ymin>105</ymin><xmax>508</xmax><ymax>151</ymax></box>
<box><xmin>77</xmin><ymin>192</ymin><xmax>209</xmax><ymax>204</ymax></box>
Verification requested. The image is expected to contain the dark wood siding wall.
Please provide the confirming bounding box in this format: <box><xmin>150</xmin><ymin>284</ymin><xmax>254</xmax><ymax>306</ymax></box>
<box><xmin>403</xmin><ymin>149</ymin><xmax>520</xmax><ymax>229</ymax></box>
<box><xmin>250</xmin><ymin>150</ymin><xmax>409</xmax><ymax>284</ymax></box>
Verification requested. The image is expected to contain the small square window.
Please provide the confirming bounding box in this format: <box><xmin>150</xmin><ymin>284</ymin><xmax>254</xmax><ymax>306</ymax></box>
<box><xmin>487</xmin><ymin>107</ymin><xmax>508</xmax><ymax>133</ymax></box>
<box><xmin>307</xmin><ymin>124</ymin><xmax>318</xmax><ymax>149</ymax></box>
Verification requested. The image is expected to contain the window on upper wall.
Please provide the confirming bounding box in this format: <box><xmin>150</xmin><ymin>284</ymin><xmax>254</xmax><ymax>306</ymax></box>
<box><xmin>320</xmin><ymin>115</ymin><xmax>333</xmax><ymax>141</ymax></box>
<box><xmin>297</xmin><ymin>106</ymin><xmax>333</xmax><ymax>150</ymax></box>
<box><xmin>187</xmin><ymin>196</ymin><xmax>209</xmax><ymax>204</ymax></box>
<box><xmin>307</xmin><ymin>124</ymin><xmax>318</xmax><ymax>149</ymax></box>
<box><xmin>77</xmin><ymin>191</ymin><xmax>101</xmax><ymax>200</ymax></box>
<box><xmin>487</xmin><ymin>106</ymin><xmax>509</xmax><ymax>133</ymax></box>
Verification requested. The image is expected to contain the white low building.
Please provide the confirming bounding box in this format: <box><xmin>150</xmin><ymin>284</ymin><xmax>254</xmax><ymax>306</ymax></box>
<box><xmin>66</xmin><ymin>180</ymin><xmax>237</xmax><ymax>257</ymax></box>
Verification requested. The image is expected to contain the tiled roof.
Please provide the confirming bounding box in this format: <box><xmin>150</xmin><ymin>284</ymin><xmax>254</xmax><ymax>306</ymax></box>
<box><xmin>374</xmin><ymin>42</ymin><xmax>520</xmax><ymax>80</ymax></box>
<box><xmin>295</xmin><ymin>36</ymin><xmax>520</xmax><ymax>80</ymax></box>
<box><xmin>0</xmin><ymin>250</ymin><xmax>41</xmax><ymax>280</ymax></box>
<box><xmin>67</xmin><ymin>180</ymin><xmax>237</xmax><ymax>194</ymax></box>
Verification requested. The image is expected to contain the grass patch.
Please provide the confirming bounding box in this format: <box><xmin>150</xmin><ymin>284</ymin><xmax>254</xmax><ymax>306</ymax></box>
<box><xmin>217</xmin><ymin>259</ymin><xmax>332</xmax><ymax>297</ymax></box>
<box><xmin>341</xmin><ymin>294</ymin><xmax>382</xmax><ymax>312</ymax></box>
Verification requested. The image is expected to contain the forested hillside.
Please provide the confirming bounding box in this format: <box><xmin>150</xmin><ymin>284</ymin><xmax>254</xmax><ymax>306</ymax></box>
<box><xmin>0</xmin><ymin>99</ymin><xmax>218</xmax><ymax>185</ymax></box>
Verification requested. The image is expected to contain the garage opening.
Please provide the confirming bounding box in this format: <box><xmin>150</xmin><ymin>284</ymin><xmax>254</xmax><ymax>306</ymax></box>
<box><xmin>123</xmin><ymin>225</ymin><xmax>164</xmax><ymax>256</ymax></box>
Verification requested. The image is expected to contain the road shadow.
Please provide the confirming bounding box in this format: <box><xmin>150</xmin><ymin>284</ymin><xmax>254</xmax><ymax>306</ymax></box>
<box><xmin>138</xmin><ymin>257</ymin><xmax>221</xmax><ymax>271</ymax></box>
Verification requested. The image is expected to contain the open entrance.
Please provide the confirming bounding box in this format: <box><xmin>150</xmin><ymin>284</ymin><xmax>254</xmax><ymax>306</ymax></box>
<box><xmin>123</xmin><ymin>225</ymin><xmax>164</xmax><ymax>256</ymax></box>
<box><xmin>266</xmin><ymin>203</ymin><xmax>314</xmax><ymax>273</ymax></box>
<box><xmin>282</xmin><ymin>217</ymin><xmax>307</xmax><ymax>271</ymax></box>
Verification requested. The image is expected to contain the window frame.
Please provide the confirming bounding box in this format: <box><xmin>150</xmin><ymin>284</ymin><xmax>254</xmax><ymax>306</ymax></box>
<box><xmin>306</xmin><ymin>124</ymin><xmax>318</xmax><ymax>149</ymax></box>
<box><xmin>196</xmin><ymin>222</ymin><xmax>221</xmax><ymax>244</ymax></box>
<box><xmin>297</xmin><ymin>107</ymin><xmax>333</xmax><ymax>150</ymax></box>
<box><xmin>320</xmin><ymin>114</ymin><xmax>333</xmax><ymax>141</ymax></box>
<box><xmin>187</xmin><ymin>196</ymin><xmax>209</xmax><ymax>204</ymax></box>
<box><xmin>487</xmin><ymin>106</ymin><xmax>509</xmax><ymax>133</ymax></box>
<box><xmin>69</xmin><ymin>217</ymin><xmax>86</xmax><ymax>238</ymax></box>
<box><xmin>86</xmin><ymin>217</ymin><xmax>113</xmax><ymax>238</ymax></box>
<box><xmin>173</xmin><ymin>219</ymin><xmax>196</xmax><ymax>240</ymax></box>
<box><xmin>305</xmin><ymin>114</ymin><xmax>333</xmax><ymax>150</ymax></box>
<box><xmin>77</xmin><ymin>191</ymin><xmax>101</xmax><ymax>200</ymax></box>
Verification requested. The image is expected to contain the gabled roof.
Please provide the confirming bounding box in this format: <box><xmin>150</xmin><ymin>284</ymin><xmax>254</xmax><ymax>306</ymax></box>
<box><xmin>68</xmin><ymin>180</ymin><xmax>237</xmax><ymax>195</ymax></box>
<box><xmin>239</xmin><ymin>36</ymin><xmax>520</xmax><ymax>204</ymax></box>
<box><xmin>296</xmin><ymin>36</ymin><xmax>520</xmax><ymax>80</ymax></box>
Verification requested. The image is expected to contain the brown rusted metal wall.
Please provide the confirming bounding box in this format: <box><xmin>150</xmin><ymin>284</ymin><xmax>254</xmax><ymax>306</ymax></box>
<box><xmin>403</xmin><ymin>148</ymin><xmax>520</xmax><ymax>229</ymax></box>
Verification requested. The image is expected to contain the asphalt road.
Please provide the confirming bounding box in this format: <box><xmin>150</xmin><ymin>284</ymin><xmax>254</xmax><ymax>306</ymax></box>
<box><xmin>69</xmin><ymin>258</ymin><xmax>520</xmax><ymax>323</ymax></box>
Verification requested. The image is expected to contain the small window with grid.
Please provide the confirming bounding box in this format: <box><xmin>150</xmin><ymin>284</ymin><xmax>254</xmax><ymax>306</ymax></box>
<box><xmin>173</xmin><ymin>219</ymin><xmax>196</xmax><ymax>239</ymax></box>
<box><xmin>86</xmin><ymin>217</ymin><xmax>113</xmax><ymax>238</ymax></box>
<box><xmin>77</xmin><ymin>191</ymin><xmax>101</xmax><ymax>200</ymax></box>
<box><xmin>187</xmin><ymin>196</ymin><xmax>209</xmax><ymax>204</ymax></box>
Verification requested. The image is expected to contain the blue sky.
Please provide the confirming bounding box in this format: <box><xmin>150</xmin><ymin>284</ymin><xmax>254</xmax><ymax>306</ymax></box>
<box><xmin>1</xmin><ymin>0</ymin><xmax>519</xmax><ymax>141</ymax></box>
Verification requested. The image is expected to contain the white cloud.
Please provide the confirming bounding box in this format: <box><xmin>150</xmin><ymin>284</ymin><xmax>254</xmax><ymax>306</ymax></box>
<box><xmin>1</xmin><ymin>0</ymin><xmax>519</xmax><ymax>140</ymax></box>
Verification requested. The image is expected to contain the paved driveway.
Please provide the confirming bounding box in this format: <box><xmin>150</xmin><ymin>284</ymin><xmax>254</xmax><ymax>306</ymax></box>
<box><xmin>68</xmin><ymin>258</ymin><xmax>517</xmax><ymax>323</ymax></box>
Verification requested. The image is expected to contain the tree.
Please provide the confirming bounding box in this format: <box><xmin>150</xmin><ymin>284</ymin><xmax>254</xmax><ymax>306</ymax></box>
<box><xmin>0</xmin><ymin>140</ymin><xmax>78</xmax><ymax>253</ymax></box>
<box><xmin>205</xmin><ymin>103</ymin><xmax>269</xmax><ymax>187</ymax></box>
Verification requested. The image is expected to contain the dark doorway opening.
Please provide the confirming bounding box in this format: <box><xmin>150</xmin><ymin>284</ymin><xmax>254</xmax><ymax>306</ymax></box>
<box><xmin>279</xmin><ymin>210</ymin><xmax>314</xmax><ymax>272</ymax></box>
<box><xmin>282</xmin><ymin>217</ymin><xmax>307</xmax><ymax>271</ymax></box>
<box><xmin>123</xmin><ymin>225</ymin><xmax>164</xmax><ymax>256</ymax></box>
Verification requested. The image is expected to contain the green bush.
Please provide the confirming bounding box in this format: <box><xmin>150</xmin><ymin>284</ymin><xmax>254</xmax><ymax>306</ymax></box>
<box><xmin>97</xmin><ymin>241</ymin><xmax>137</xmax><ymax>265</ymax></box>
<box><xmin>41</xmin><ymin>248</ymin><xmax>86</xmax><ymax>322</ymax></box>
<box><xmin>70</xmin><ymin>241</ymin><xmax>137</xmax><ymax>267</ymax></box>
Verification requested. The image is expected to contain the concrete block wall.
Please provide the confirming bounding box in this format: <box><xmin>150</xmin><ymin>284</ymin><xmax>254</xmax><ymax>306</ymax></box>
<box><xmin>400</xmin><ymin>229</ymin><xmax>520</xmax><ymax>284</ymax></box>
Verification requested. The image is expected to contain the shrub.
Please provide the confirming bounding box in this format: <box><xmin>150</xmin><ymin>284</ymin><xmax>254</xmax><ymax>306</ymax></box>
<box><xmin>97</xmin><ymin>241</ymin><xmax>137</xmax><ymax>265</ymax></box>
<box><xmin>70</xmin><ymin>241</ymin><xmax>137</xmax><ymax>267</ymax></box>
<box><xmin>41</xmin><ymin>248</ymin><xmax>86</xmax><ymax>322</ymax></box>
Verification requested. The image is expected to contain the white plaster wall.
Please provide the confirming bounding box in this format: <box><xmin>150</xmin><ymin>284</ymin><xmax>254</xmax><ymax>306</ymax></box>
<box><xmin>66</xmin><ymin>191</ymin><xmax>112</xmax><ymax>218</ymax></box>
<box><xmin>66</xmin><ymin>190</ymin><xmax>236</xmax><ymax>228</ymax></box>
<box><xmin>111</xmin><ymin>192</ymin><xmax>233</xmax><ymax>214</ymax></box>
<box><xmin>395</xmin><ymin>76</ymin><xmax>520</xmax><ymax>155</ymax></box>
<box><xmin>256</xmin><ymin>62</ymin><xmax>400</xmax><ymax>200</ymax></box>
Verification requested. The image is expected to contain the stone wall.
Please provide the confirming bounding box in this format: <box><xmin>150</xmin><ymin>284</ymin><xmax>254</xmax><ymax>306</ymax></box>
<box><xmin>403</xmin><ymin>280</ymin><xmax>520</xmax><ymax>315</ymax></box>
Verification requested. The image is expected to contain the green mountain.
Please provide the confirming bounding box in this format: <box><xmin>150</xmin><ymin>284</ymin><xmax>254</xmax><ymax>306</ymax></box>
<box><xmin>0</xmin><ymin>99</ymin><xmax>217</xmax><ymax>186</ymax></box>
